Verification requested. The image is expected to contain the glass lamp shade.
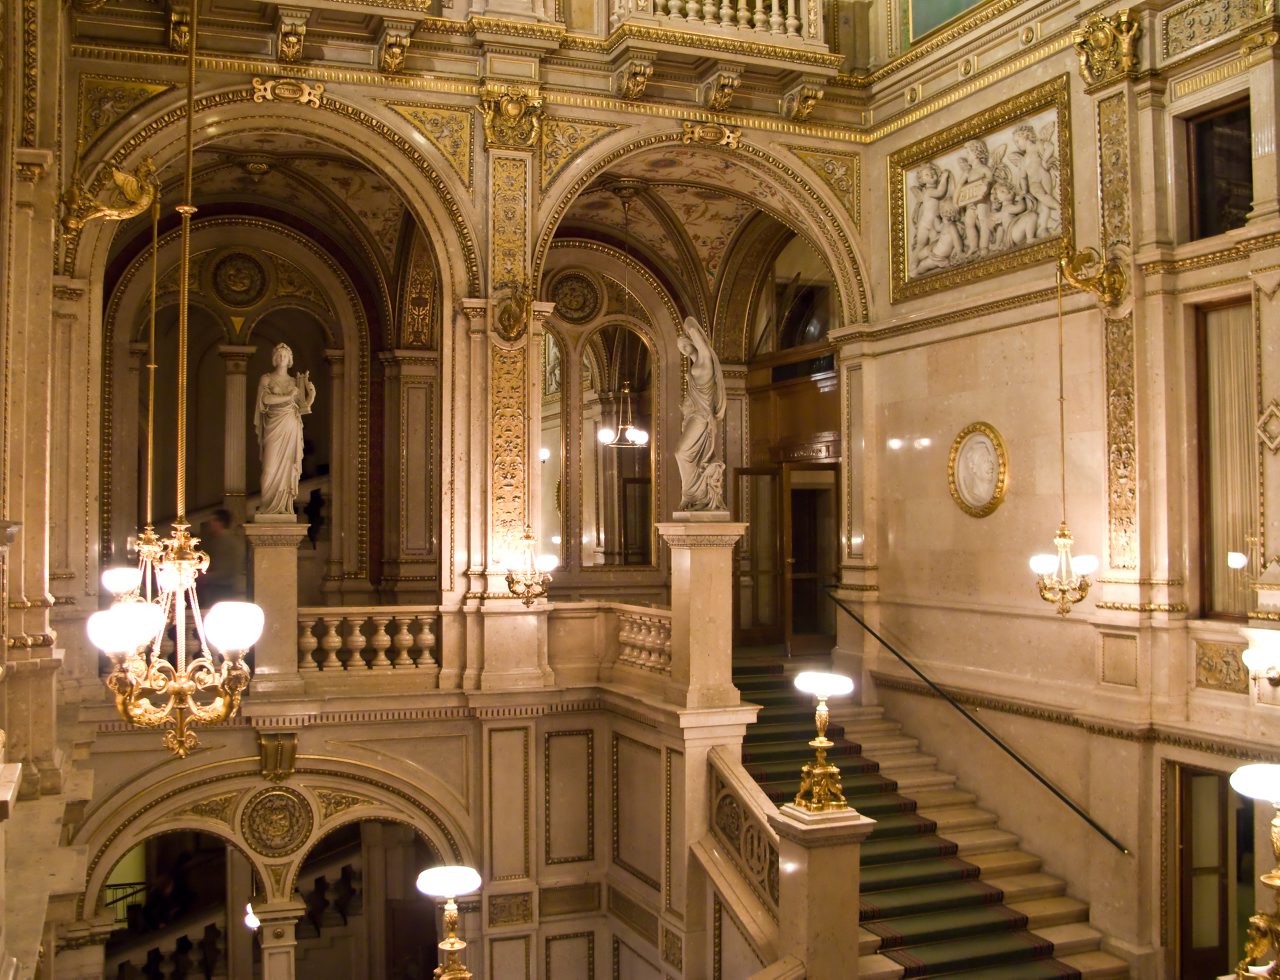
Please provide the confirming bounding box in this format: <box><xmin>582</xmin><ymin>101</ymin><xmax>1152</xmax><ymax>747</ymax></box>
<box><xmin>1070</xmin><ymin>554</ymin><xmax>1099</xmax><ymax>576</ymax></box>
<box><xmin>629</xmin><ymin>428</ymin><xmax>650</xmax><ymax>446</ymax></box>
<box><xmin>1029</xmin><ymin>554</ymin><xmax>1058</xmax><ymax>576</ymax></box>
<box><xmin>539</xmin><ymin>447</ymin><xmax>551</xmax><ymax>462</ymax></box>
<box><xmin>1229</xmin><ymin>551</ymin><xmax>1250</xmax><ymax>570</ymax></box>
<box><xmin>416</xmin><ymin>865</ymin><xmax>482</xmax><ymax>898</ymax></box>
<box><xmin>1242</xmin><ymin>628</ymin><xmax>1280</xmax><ymax>676</ymax></box>
<box><xmin>793</xmin><ymin>671</ymin><xmax>855</xmax><ymax>698</ymax></box>
<box><xmin>203</xmin><ymin>601</ymin><xmax>265</xmax><ymax>654</ymax></box>
<box><xmin>1231</xmin><ymin>763</ymin><xmax>1280</xmax><ymax>804</ymax></box>
<box><xmin>534</xmin><ymin>554</ymin><xmax>558</xmax><ymax>573</ymax></box>
<box><xmin>101</xmin><ymin>566</ymin><xmax>143</xmax><ymax>597</ymax></box>
<box><xmin>597</xmin><ymin>427</ymin><xmax>616</xmax><ymax>445</ymax></box>
<box><xmin>155</xmin><ymin>563</ymin><xmax>183</xmax><ymax>595</ymax></box>
<box><xmin>244</xmin><ymin>904</ymin><xmax>260</xmax><ymax>930</ymax></box>
<box><xmin>87</xmin><ymin>602</ymin><xmax>164</xmax><ymax>655</ymax></box>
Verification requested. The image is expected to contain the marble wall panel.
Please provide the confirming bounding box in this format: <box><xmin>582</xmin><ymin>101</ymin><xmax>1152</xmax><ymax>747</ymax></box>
<box><xmin>612</xmin><ymin>733</ymin><xmax>662</xmax><ymax>890</ymax></box>
<box><xmin>544</xmin><ymin>730</ymin><xmax>593</xmax><ymax>864</ymax></box>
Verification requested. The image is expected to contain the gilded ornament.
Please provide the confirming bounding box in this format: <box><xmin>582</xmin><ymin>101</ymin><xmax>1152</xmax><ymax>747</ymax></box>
<box><xmin>276</xmin><ymin>9</ymin><xmax>308</xmax><ymax>63</ymax></box>
<box><xmin>175</xmin><ymin>791</ymin><xmax>240</xmax><ymax>824</ymax></box>
<box><xmin>77</xmin><ymin>77</ymin><xmax>172</xmax><ymax>151</ymax></box>
<box><xmin>1242</xmin><ymin>29</ymin><xmax>1280</xmax><ymax>54</ymax></box>
<box><xmin>380</xmin><ymin>23</ymin><xmax>414</xmax><ymax>74</ymax></box>
<box><xmin>491</xmin><ymin>346</ymin><xmax>528</xmax><ymax>546</ymax></box>
<box><xmin>947</xmin><ymin>421</ymin><xmax>1008</xmax><ymax>518</ymax></box>
<box><xmin>490</xmin><ymin>156</ymin><xmax>529</xmax><ymax>292</ymax></box>
<box><xmin>1162</xmin><ymin>0</ymin><xmax>1266</xmax><ymax>58</ymax></box>
<box><xmin>700</xmin><ymin>69</ymin><xmax>741</xmax><ymax>113</ymax></box>
<box><xmin>1104</xmin><ymin>313</ymin><xmax>1137</xmax><ymax>569</ymax></box>
<box><xmin>1097</xmin><ymin>94</ymin><xmax>1132</xmax><ymax>252</ymax></box>
<box><xmin>258</xmin><ymin>731</ymin><xmax>297</xmax><ymax>783</ymax></box>
<box><xmin>61</xmin><ymin>158</ymin><xmax>158</xmax><ymax>232</ymax></box>
<box><xmin>169</xmin><ymin>9</ymin><xmax>191</xmax><ymax>53</ymax></box>
<box><xmin>681</xmin><ymin>121</ymin><xmax>741</xmax><ymax>148</ymax></box>
<box><xmin>780</xmin><ymin>82</ymin><xmax>823</xmax><ymax>122</ymax></box>
<box><xmin>241</xmin><ymin>787</ymin><xmax>314</xmax><ymax>857</ymax></box>
<box><xmin>315</xmin><ymin>787</ymin><xmax>372</xmax><ymax>820</ymax></box>
<box><xmin>496</xmin><ymin>279</ymin><xmax>533</xmax><ymax>343</ymax></box>
<box><xmin>212</xmin><ymin>252</ymin><xmax>267</xmax><ymax>308</ymax></box>
<box><xmin>479</xmin><ymin>84</ymin><xmax>544</xmax><ymax>149</ymax></box>
<box><xmin>1073</xmin><ymin>10</ymin><xmax>1141</xmax><ymax>86</ymax></box>
<box><xmin>661</xmin><ymin>928</ymin><xmax>683</xmax><ymax>970</ymax></box>
<box><xmin>1195</xmin><ymin>642</ymin><xmax>1249</xmax><ymax>693</ymax></box>
<box><xmin>788</xmin><ymin>147</ymin><xmax>860</xmax><ymax>229</ymax></box>
<box><xmin>541</xmin><ymin>118</ymin><xmax>623</xmax><ymax>190</ymax></box>
<box><xmin>401</xmin><ymin>231</ymin><xmax>437</xmax><ymax>348</ymax></box>
<box><xmin>615</xmin><ymin>59</ymin><xmax>653</xmax><ymax>101</ymax></box>
<box><xmin>251</xmin><ymin>77</ymin><xmax>324</xmax><ymax>108</ymax></box>
<box><xmin>550</xmin><ymin>272</ymin><xmax>601</xmax><ymax>324</ymax></box>
<box><xmin>1060</xmin><ymin>247</ymin><xmax>1128</xmax><ymax>308</ymax></box>
<box><xmin>385</xmin><ymin>102</ymin><xmax>473</xmax><ymax>189</ymax></box>
<box><xmin>1259</xmin><ymin>400</ymin><xmax>1280</xmax><ymax>453</ymax></box>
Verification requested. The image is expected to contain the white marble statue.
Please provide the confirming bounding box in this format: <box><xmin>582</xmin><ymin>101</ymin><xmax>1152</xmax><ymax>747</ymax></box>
<box><xmin>675</xmin><ymin>317</ymin><xmax>727</xmax><ymax>512</ymax></box>
<box><xmin>254</xmin><ymin>342</ymin><xmax>316</xmax><ymax>516</ymax></box>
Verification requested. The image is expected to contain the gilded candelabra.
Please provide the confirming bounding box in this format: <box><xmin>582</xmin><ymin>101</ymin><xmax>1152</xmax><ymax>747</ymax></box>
<box><xmin>1233</xmin><ymin>766</ymin><xmax>1280</xmax><ymax>977</ymax></box>
<box><xmin>792</xmin><ymin>671</ymin><xmax>854</xmax><ymax>813</ymax></box>
<box><xmin>505</xmin><ymin>526</ymin><xmax>556</xmax><ymax>606</ymax></box>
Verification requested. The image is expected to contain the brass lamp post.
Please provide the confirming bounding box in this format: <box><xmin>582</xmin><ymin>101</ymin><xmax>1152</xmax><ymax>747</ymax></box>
<box><xmin>416</xmin><ymin>865</ymin><xmax>483</xmax><ymax>979</ymax></box>
<box><xmin>792</xmin><ymin>671</ymin><xmax>855</xmax><ymax>812</ymax></box>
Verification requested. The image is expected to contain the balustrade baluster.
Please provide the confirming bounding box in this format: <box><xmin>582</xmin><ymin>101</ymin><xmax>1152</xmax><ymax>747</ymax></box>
<box><xmin>390</xmin><ymin>618</ymin><xmax>414</xmax><ymax>668</ymax></box>
<box><xmin>667</xmin><ymin>0</ymin><xmax>684</xmax><ymax>21</ymax></box>
<box><xmin>653</xmin><ymin>0</ymin><xmax>668</xmax><ymax>14</ymax></box>
<box><xmin>769</xmin><ymin>0</ymin><xmax>784</xmax><ymax>32</ymax></box>
<box><xmin>753</xmin><ymin>0</ymin><xmax>769</xmax><ymax>31</ymax></box>
<box><xmin>610</xmin><ymin>0</ymin><xmax>623</xmax><ymax>30</ymax></box>
<box><xmin>344</xmin><ymin>617</ymin><xmax>368</xmax><ymax>670</ymax></box>
<box><xmin>318</xmin><ymin>617</ymin><xmax>342</xmax><ymax>671</ymax></box>
<box><xmin>720</xmin><ymin>0</ymin><xmax>735</xmax><ymax>27</ymax></box>
<box><xmin>737</xmin><ymin>0</ymin><xmax>751</xmax><ymax>29</ymax></box>
<box><xmin>298</xmin><ymin>617</ymin><xmax>319</xmax><ymax>671</ymax></box>
<box><xmin>417</xmin><ymin>618</ymin><xmax>440</xmax><ymax>680</ymax></box>
<box><xmin>785</xmin><ymin>0</ymin><xmax>799</xmax><ymax>36</ymax></box>
<box><xmin>368</xmin><ymin>616</ymin><xmax>393</xmax><ymax>670</ymax></box>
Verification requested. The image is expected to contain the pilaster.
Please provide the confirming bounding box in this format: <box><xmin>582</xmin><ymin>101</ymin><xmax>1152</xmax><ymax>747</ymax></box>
<box><xmin>255</xmin><ymin>899</ymin><xmax>306</xmax><ymax>980</ymax></box>
<box><xmin>218</xmin><ymin>344</ymin><xmax>256</xmax><ymax>523</ymax></box>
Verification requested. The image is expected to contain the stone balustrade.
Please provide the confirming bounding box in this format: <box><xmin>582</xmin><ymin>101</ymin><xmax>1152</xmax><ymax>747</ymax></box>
<box><xmin>609</xmin><ymin>0</ymin><xmax>823</xmax><ymax>45</ymax></box>
<box><xmin>615</xmin><ymin>606</ymin><xmax>673</xmax><ymax>676</ymax></box>
<box><xmin>296</xmin><ymin>607</ymin><xmax>438</xmax><ymax>676</ymax></box>
<box><xmin>708</xmin><ymin>745</ymin><xmax>780</xmax><ymax>918</ymax></box>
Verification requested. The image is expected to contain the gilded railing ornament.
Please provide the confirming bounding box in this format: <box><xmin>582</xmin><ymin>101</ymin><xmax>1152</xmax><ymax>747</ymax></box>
<box><xmin>60</xmin><ymin>157</ymin><xmax>158</xmax><ymax>232</ymax></box>
<box><xmin>1073</xmin><ymin>9</ymin><xmax>1141</xmax><ymax>86</ymax></box>
<box><xmin>479</xmin><ymin>84</ymin><xmax>544</xmax><ymax>149</ymax></box>
<box><xmin>615</xmin><ymin>59</ymin><xmax>654</xmax><ymax>101</ymax></box>
<box><xmin>1059</xmin><ymin>245</ymin><xmax>1128</xmax><ymax>309</ymax></box>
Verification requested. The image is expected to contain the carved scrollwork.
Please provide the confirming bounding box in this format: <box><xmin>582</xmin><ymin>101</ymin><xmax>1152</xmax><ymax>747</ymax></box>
<box><xmin>1060</xmin><ymin>246</ymin><xmax>1128</xmax><ymax>309</ymax></box>
<box><xmin>251</xmin><ymin>77</ymin><xmax>324</xmax><ymax>108</ymax></box>
<box><xmin>780</xmin><ymin>81</ymin><xmax>823</xmax><ymax>122</ymax></box>
<box><xmin>615</xmin><ymin>59</ymin><xmax>654</xmax><ymax>101</ymax></box>
<box><xmin>700</xmin><ymin>69</ymin><xmax>742</xmax><ymax>113</ymax></box>
<box><xmin>479</xmin><ymin>84</ymin><xmax>544</xmax><ymax>149</ymax></box>
<box><xmin>60</xmin><ymin>158</ymin><xmax>158</xmax><ymax>232</ymax></box>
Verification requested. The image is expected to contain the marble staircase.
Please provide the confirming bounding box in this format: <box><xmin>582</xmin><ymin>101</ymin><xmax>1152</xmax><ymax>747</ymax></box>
<box><xmin>734</xmin><ymin>659</ymin><xmax>1130</xmax><ymax>979</ymax></box>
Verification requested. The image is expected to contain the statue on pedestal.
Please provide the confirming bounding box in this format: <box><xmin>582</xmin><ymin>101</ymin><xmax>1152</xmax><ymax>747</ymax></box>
<box><xmin>254</xmin><ymin>342</ymin><xmax>315</xmax><ymax>516</ymax></box>
<box><xmin>674</xmin><ymin>317</ymin><xmax>727</xmax><ymax>512</ymax></box>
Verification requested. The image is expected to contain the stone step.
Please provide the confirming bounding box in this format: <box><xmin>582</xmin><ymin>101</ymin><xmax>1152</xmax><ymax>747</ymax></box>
<box><xmin>919</xmin><ymin>805</ymin><xmax>999</xmax><ymax>834</ymax></box>
<box><xmin>949</xmin><ymin>827</ymin><xmax>1021</xmax><ymax>857</ymax></box>
<box><xmin>871</xmin><ymin>750</ymin><xmax>938</xmax><ymax>772</ymax></box>
<box><xmin>854</xmin><ymin>733</ymin><xmax>921</xmax><ymax>756</ymax></box>
<box><xmin>984</xmin><ymin>873</ymin><xmax>1069</xmax><ymax>903</ymax></box>
<box><xmin>834</xmin><ymin>718</ymin><xmax>903</xmax><ymax>738</ymax></box>
<box><xmin>902</xmin><ymin>785</ymin><xmax>971</xmax><ymax>808</ymax></box>
<box><xmin>1058</xmin><ymin>949</ymin><xmax>1131</xmax><ymax>978</ymax></box>
<box><xmin>1031</xmin><ymin>921</ymin><xmax>1106</xmax><ymax>957</ymax></box>
<box><xmin>1007</xmin><ymin>896</ymin><xmax>1091</xmax><ymax>929</ymax></box>
<box><xmin>967</xmin><ymin>848</ymin><xmax>1042</xmax><ymax>878</ymax></box>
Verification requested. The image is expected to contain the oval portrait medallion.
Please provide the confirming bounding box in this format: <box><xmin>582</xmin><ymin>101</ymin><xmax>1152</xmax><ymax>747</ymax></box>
<box><xmin>212</xmin><ymin>252</ymin><xmax>267</xmax><ymax>308</ymax></box>
<box><xmin>550</xmin><ymin>272</ymin><xmax>601</xmax><ymax>325</ymax></box>
<box><xmin>947</xmin><ymin>421</ymin><xmax>1008</xmax><ymax>518</ymax></box>
<box><xmin>240</xmin><ymin>786</ymin><xmax>313</xmax><ymax>857</ymax></box>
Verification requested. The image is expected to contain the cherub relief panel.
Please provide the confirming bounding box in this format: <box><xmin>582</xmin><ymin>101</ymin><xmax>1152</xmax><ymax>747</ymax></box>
<box><xmin>889</xmin><ymin>76</ymin><xmax>1073</xmax><ymax>303</ymax></box>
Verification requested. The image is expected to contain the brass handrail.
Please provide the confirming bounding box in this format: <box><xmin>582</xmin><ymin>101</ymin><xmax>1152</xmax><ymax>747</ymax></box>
<box><xmin>824</xmin><ymin>586</ymin><xmax>1130</xmax><ymax>855</ymax></box>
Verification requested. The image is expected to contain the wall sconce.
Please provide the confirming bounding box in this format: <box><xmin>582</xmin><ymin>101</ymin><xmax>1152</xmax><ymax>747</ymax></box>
<box><xmin>504</xmin><ymin>526</ymin><xmax>557</xmax><ymax>606</ymax></box>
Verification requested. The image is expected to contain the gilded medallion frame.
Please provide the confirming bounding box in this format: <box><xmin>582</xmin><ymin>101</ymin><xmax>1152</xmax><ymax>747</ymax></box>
<box><xmin>947</xmin><ymin>421</ymin><xmax>1008</xmax><ymax>518</ymax></box>
<box><xmin>889</xmin><ymin>74</ymin><xmax>1073</xmax><ymax>303</ymax></box>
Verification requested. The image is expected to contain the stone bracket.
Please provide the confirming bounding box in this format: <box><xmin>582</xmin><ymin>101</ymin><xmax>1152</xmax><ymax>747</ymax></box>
<box><xmin>379</xmin><ymin>18</ymin><xmax>416</xmax><ymax>73</ymax></box>
<box><xmin>614</xmin><ymin>57</ymin><xmax>654</xmax><ymax>100</ymax></box>
<box><xmin>698</xmin><ymin>67</ymin><xmax>742</xmax><ymax>113</ymax></box>
<box><xmin>276</xmin><ymin>6</ymin><xmax>310</xmax><ymax>63</ymax></box>
<box><xmin>780</xmin><ymin>79</ymin><xmax>823</xmax><ymax>121</ymax></box>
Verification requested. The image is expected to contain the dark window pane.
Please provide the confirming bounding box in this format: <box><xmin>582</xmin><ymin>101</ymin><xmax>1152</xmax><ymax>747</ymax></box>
<box><xmin>1191</xmin><ymin>103</ymin><xmax>1253</xmax><ymax>240</ymax></box>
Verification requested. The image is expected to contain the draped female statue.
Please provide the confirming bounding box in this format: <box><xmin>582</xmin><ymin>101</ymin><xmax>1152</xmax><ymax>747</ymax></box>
<box><xmin>674</xmin><ymin>317</ymin><xmax>727</xmax><ymax>512</ymax></box>
<box><xmin>254</xmin><ymin>343</ymin><xmax>316</xmax><ymax>516</ymax></box>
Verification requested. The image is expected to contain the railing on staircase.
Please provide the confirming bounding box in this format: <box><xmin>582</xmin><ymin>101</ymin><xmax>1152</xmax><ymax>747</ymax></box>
<box><xmin>614</xmin><ymin>606</ymin><xmax>673</xmax><ymax>677</ymax></box>
<box><xmin>707</xmin><ymin>746</ymin><xmax>780</xmax><ymax>919</ymax></box>
<box><xmin>826</xmin><ymin>586</ymin><xmax>1131</xmax><ymax>855</ymax></box>
<box><xmin>104</xmin><ymin>882</ymin><xmax>146</xmax><ymax>926</ymax></box>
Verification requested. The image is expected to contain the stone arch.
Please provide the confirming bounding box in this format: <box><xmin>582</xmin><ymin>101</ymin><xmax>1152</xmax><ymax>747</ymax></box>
<box><xmin>99</xmin><ymin>218</ymin><xmax>373</xmax><ymax>580</ymax></box>
<box><xmin>532</xmin><ymin>128</ymin><xmax>870</xmax><ymax>341</ymax></box>
<box><xmin>76</xmin><ymin>758</ymin><xmax>472</xmax><ymax>919</ymax></box>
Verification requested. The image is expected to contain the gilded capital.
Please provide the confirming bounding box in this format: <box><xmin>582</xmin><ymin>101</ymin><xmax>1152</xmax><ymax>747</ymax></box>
<box><xmin>1073</xmin><ymin>10</ymin><xmax>1141</xmax><ymax>86</ymax></box>
<box><xmin>479</xmin><ymin>84</ymin><xmax>544</xmax><ymax>150</ymax></box>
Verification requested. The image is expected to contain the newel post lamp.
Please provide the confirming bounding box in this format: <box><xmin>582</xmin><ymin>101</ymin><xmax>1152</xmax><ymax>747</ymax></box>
<box><xmin>416</xmin><ymin>865</ymin><xmax>482</xmax><ymax>979</ymax></box>
<box><xmin>1231</xmin><ymin>764</ymin><xmax>1280</xmax><ymax>977</ymax></box>
<box><xmin>792</xmin><ymin>671</ymin><xmax>855</xmax><ymax>812</ymax></box>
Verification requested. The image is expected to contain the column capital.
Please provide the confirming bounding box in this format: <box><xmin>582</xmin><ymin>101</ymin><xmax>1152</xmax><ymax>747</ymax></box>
<box><xmin>218</xmin><ymin>343</ymin><xmax>258</xmax><ymax>359</ymax></box>
<box><xmin>657</xmin><ymin>521</ymin><xmax>747</xmax><ymax>549</ymax></box>
<box><xmin>323</xmin><ymin>347</ymin><xmax>344</xmax><ymax>366</ymax></box>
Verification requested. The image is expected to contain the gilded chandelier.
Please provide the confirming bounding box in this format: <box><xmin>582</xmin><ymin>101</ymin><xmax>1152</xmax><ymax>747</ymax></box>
<box><xmin>87</xmin><ymin>2</ymin><xmax>262</xmax><ymax>757</ymax></box>
<box><xmin>1030</xmin><ymin>259</ymin><xmax>1098</xmax><ymax>615</ymax></box>
<box><xmin>505</xmin><ymin>526</ymin><xmax>557</xmax><ymax>606</ymax></box>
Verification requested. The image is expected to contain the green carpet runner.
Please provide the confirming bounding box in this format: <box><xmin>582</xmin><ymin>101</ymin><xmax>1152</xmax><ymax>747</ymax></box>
<box><xmin>735</xmin><ymin>659</ymin><xmax>1082</xmax><ymax>979</ymax></box>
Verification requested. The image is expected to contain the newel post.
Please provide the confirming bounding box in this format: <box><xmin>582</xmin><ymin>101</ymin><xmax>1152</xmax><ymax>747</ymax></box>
<box><xmin>656</xmin><ymin>520</ymin><xmax>746</xmax><ymax>707</ymax></box>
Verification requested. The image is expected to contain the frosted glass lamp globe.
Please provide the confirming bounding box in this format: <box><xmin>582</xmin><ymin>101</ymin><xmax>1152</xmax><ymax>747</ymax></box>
<box><xmin>1231</xmin><ymin>764</ymin><xmax>1280</xmax><ymax>804</ymax></box>
<box><xmin>87</xmin><ymin>603</ymin><xmax>164</xmax><ymax>656</ymax></box>
<box><xmin>101</xmin><ymin>566</ymin><xmax>142</xmax><ymax>597</ymax></box>
<box><xmin>204</xmin><ymin>601</ymin><xmax>265</xmax><ymax>655</ymax></box>
<box><xmin>416</xmin><ymin>865</ymin><xmax>482</xmax><ymax>898</ymax></box>
<box><xmin>793</xmin><ymin>671</ymin><xmax>854</xmax><ymax>699</ymax></box>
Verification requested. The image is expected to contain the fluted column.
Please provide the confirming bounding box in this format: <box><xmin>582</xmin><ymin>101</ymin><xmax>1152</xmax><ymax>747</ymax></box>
<box><xmin>218</xmin><ymin>344</ymin><xmax>256</xmax><ymax>523</ymax></box>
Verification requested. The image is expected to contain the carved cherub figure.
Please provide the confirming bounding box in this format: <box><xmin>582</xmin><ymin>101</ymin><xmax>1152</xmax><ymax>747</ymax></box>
<box><xmin>909</xmin><ymin>162</ymin><xmax>952</xmax><ymax>255</ymax></box>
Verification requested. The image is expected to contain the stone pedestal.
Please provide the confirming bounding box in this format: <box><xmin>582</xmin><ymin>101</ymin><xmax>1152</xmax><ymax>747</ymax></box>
<box><xmin>657</xmin><ymin>520</ymin><xmax>746</xmax><ymax>708</ymax></box>
<box><xmin>244</xmin><ymin>521</ymin><xmax>308</xmax><ymax>695</ymax></box>
<box><xmin>767</xmin><ymin>804</ymin><xmax>877</xmax><ymax>979</ymax></box>
<box><xmin>479</xmin><ymin>598</ymin><xmax>552</xmax><ymax>691</ymax></box>
<box><xmin>255</xmin><ymin>900</ymin><xmax>305</xmax><ymax>980</ymax></box>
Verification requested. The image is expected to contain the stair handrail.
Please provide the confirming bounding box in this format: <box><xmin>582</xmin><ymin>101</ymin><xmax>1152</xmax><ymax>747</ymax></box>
<box><xmin>825</xmin><ymin>586</ymin><xmax>1130</xmax><ymax>855</ymax></box>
